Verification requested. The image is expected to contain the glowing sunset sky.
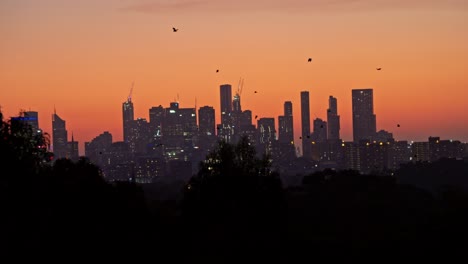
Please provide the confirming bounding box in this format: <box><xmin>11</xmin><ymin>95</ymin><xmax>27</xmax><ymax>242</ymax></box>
<box><xmin>1</xmin><ymin>0</ymin><xmax>467</xmax><ymax>155</ymax></box>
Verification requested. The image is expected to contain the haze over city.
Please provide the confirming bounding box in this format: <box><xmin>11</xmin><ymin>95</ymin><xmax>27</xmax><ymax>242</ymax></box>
<box><xmin>1</xmin><ymin>0</ymin><xmax>468</xmax><ymax>156</ymax></box>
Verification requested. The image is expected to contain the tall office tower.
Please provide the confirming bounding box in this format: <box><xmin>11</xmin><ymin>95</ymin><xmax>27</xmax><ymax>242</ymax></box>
<box><xmin>198</xmin><ymin>106</ymin><xmax>216</xmax><ymax>136</ymax></box>
<box><xmin>163</xmin><ymin>102</ymin><xmax>197</xmax><ymax>160</ymax></box>
<box><xmin>278</xmin><ymin>101</ymin><xmax>294</xmax><ymax>144</ymax></box>
<box><xmin>149</xmin><ymin>105</ymin><xmax>165</xmax><ymax>139</ymax></box>
<box><xmin>352</xmin><ymin>89</ymin><xmax>376</xmax><ymax>142</ymax></box>
<box><xmin>313</xmin><ymin>118</ymin><xmax>327</xmax><ymax>143</ymax></box>
<box><xmin>67</xmin><ymin>133</ymin><xmax>79</xmax><ymax>161</ymax></box>
<box><xmin>300</xmin><ymin>91</ymin><xmax>311</xmax><ymax>159</ymax></box>
<box><xmin>220</xmin><ymin>84</ymin><xmax>232</xmax><ymax>124</ymax></box>
<box><xmin>257</xmin><ymin>118</ymin><xmax>276</xmax><ymax>144</ymax></box>
<box><xmin>198</xmin><ymin>106</ymin><xmax>217</xmax><ymax>155</ymax></box>
<box><xmin>85</xmin><ymin>131</ymin><xmax>113</xmax><ymax>169</ymax></box>
<box><xmin>131</xmin><ymin>118</ymin><xmax>151</xmax><ymax>154</ymax></box>
<box><xmin>23</xmin><ymin>111</ymin><xmax>39</xmax><ymax>132</ymax></box>
<box><xmin>219</xmin><ymin>84</ymin><xmax>233</xmax><ymax>141</ymax></box>
<box><xmin>327</xmin><ymin>96</ymin><xmax>340</xmax><ymax>141</ymax></box>
<box><xmin>231</xmin><ymin>87</ymin><xmax>243</xmax><ymax>141</ymax></box>
<box><xmin>52</xmin><ymin>110</ymin><xmax>68</xmax><ymax>160</ymax></box>
<box><xmin>122</xmin><ymin>92</ymin><xmax>135</xmax><ymax>143</ymax></box>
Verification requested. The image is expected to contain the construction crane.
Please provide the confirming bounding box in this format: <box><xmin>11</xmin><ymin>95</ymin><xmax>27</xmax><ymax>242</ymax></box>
<box><xmin>236</xmin><ymin>77</ymin><xmax>244</xmax><ymax>96</ymax></box>
<box><xmin>128</xmin><ymin>81</ymin><xmax>134</xmax><ymax>102</ymax></box>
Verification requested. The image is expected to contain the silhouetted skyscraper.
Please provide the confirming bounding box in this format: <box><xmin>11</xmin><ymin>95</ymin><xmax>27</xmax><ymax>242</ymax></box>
<box><xmin>257</xmin><ymin>118</ymin><xmax>276</xmax><ymax>144</ymax></box>
<box><xmin>327</xmin><ymin>96</ymin><xmax>340</xmax><ymax>141</ymax></box>
<box><xmin>279</xmin><ymin>101</ymin><xmax>294</xmax><ymax>144</ymax></box>
<box><xmin>199</xmin><ymin>106</ymin><xmax>215</xmax><ymax>136</ymax></box>
<box><xmin>219</xmin><ymin>84</ymin><xmax>233</xmax><ymax>142</ymax></box>
<box><xmin>220</xmin><ymin>84</ymin><xmax>232</xmax><ymax>125</ymax></box>
<box><xmin>52</xmin><ymin>110</ymin><xmax>68</xmax><ymax>160</ymax></box>
<box><xmin>301</xmin><ymin>91</ymin><xmax>311</xmax><ymax>159</ymax></box>
<box><xmin>313</xmin><ymin>118</ymin><xmax>327</xmax><ymax>143</ymax></box>
<box><xmin>352</xmin><ymin>89</ymin><xmax>376</xmax><ymax>142</ymax></box>
<box><xmin>24</xmin><ymin>111</ymin><xmax>39</xmax><ymax>132</ymax></box>
<box><xmin>149</xmin><ymin>105</ymin><xmax>164</xmax><ymax>139</ymax></box>
<box><xmin>67</xmin><ymin>133</ymin><xmax>79</xmax><ymax>161</ymax></box>
<box><xmin>123</xmin><ymin>97</ymin><xmax>134</xmax><ymax>143</ymax></box>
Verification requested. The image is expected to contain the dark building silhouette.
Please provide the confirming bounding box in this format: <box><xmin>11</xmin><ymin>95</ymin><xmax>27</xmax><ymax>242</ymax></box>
<box><xmin>375</xmin><ymin>129</ymin><xmax>394</xmax><ymax>142</ymax></box>
<box><xmin>131</xmin><ymin>118</ymin><xmax>151</xmax><ymax>155</ymax></box>
<box><xmin>198</xmin><ymin>106</ymin><xmax>215</xmax><ymax>137</ymax></box>
<box><xmin>278</xmin><ymin>101</ymin><xmax>294</xmax><ymax>144</ymax></box>
<box><xmin>198</xmin><ymin>106</ymin><xmax>217</xmax><ymax>154</ymax></box>
<box><xmin>313</xmin><ymin>118</ymin><xmax>327</xmax><ymax>143</ymax></box>
<box><xmin>257</xmin><ymin>117</ymin><xmax>278</xmax><ymax>158</ymax></box>
<box><xmin>352</xmin><ymin>89</ymin><xmax>376</xmax><ymax>142</ymax></box>
<box><xmin>52</xmin><ymin>110</ymin><xmax>68</xmax><ymax>160</ymax></box>
<box><xmin>20</xmin><ymin>111</ymin><xmax>40</xmax><ymax>133</ymax></box>
<box><xmin>149</xmin><ymin>105</ymin><xmax>164</xmax><ymax>139</ymax></box>
<box><xmin>327</xmin><ymin>96</ymin><xmax>340</xmax><ymax>141</ymax></box>
<box><xmin>67</xmin><ymin>133</ymin><xmax>79</xmax><ymax>161</ymax></box>
<box><xmin>219</xmin><ymin>84</ymin><xmax>233</xmax><ymax>142</ymax></box>
<box><xmin>301</xmin><ymin>91</ymin><xmax>311</xmax><ymax>159</ymax></box>
<box><xmin>85</xmin><ymin>131</ymin><xmax>113</xmax><ymax>169</ymax></box>
<box><xmin>411</xmin><ymin>141</ymin><xmax>430</xmax><ymax>162</ymax></box>
<box><xmin>163</xmin><ymin>102</ymin><xmax>197</xmax><ymax>161</ymax></box>
<box><xmin>122</xmin><ymin>94</ymin><xmax>134</xmax><ymax>143</ymax></box>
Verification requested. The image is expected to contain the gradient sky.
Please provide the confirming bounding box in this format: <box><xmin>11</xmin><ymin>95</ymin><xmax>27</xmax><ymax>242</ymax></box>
<box><xmin>1</xmin><ymin>0</ymin><xmax>468</xmax><ymax>155</ymax></box>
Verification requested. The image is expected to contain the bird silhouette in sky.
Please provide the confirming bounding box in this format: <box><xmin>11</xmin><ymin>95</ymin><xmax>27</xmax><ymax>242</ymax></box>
<box><xmin>255</xmin><ymin>115</ymin><xmax>258</xmax><ymax>119</ymax></box>
<box><xmin>172</xmin><ymin>27</ymin><xmax>178</xmax><ymax>32</ymax></box>
<box><xmin>308</xmin><ymin>58</ymin><xmax>312</xmax><ymax>62</ymax></box>
<box><xmin>376</xmin><ymin>67</ymin><xmax>382</xmax><ymax>71</ymax></box>
<box><xmin>397</xmin><ymin>124</ymin><xmax>400</xmax><ymax>127</ymax></box>
<box><xmin>254</xmin><ymin>91</ymin><xmax>257</xmax><ymax>93</ymax></box>
<box><xmin>299</xmin><ymin>136</ymin><xmax>302</xmax><ymax>139</ymax></box>
<box><xmin>216</xmin><ymin>69</ymin><xmax>219</xmax><ymax>73</ymax></box>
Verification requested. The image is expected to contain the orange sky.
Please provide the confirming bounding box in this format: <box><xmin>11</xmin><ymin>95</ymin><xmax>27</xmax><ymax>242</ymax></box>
<box><xmin>1</xmin><ymin>0</ymin><xmax>468</xmax><ymax>155</ymax></box>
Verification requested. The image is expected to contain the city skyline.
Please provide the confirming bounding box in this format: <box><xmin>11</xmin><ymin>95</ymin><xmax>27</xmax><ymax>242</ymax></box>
<box><xmin>1</xmin><ymin>0</ymin><xmax>468</xmax><ymax>153</ymax></box>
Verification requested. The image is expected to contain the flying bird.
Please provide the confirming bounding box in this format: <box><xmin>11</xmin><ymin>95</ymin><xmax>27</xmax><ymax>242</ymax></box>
<box><xmin>397</xmin><ymin>124</ymin><xmax>400</xmax><ymax>127</ymax></box>
<box><xmin>172</xmin><ymin>27</ymin><xmax>178</xmax><ymax>32</ymax></box>
<box><xmin>255</xmin><ymin>115</ymin><xmax>258</xmax><ymax>119</ymax></box>
<box><xmin>376</xmin><ymin>68</ymin><xmax>382</xmax><ymax>71</ymax></box>
<box><xmin>216</xmin><ymin>69</ymin><xmax>219</xmax><ymax>73</ymax></box>
<box><xmin>308</xmin><ymin>58</ymin><xmax>312</xmax><ymax>62</ymax></box>
<box><xmin>254</xmin><ymin>91</ymin><xmax>258</xmax><ymax>93</ymax></box>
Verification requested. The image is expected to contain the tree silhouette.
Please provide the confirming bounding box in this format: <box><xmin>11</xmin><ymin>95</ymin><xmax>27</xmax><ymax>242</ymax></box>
<box><xmin>182</xmin><ymin>136</ymin><xmax>285</xmax><ymax>251</ymax></box>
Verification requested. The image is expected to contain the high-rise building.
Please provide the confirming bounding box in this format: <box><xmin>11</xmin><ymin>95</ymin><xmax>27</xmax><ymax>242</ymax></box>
<box><xmin>85</xmin><ymin>131</ymin><xmax>113</xmax><ymax>169</ymax></box>
<box><xmin>67</xmin><ymin>133</ymin><xmax>79</xmax><ymax>161</ymax></box>
<box><xmin>163</xmin><ymin>102</ymin><xmax>197</xmax><ymax>161</ymax></box>
<box><xmin>220</xmin><ymin>84</ymin><xmax>232</xmax><ymax>125</ymax></box>
<box><xmin>24</xmin><ymin>111</ymin><xmax>39</xmax><ymax>132</ymax></box>
<box><xmin>122</xmin><ymin>96</ymin><xmax>134</xmax><ymax>143</ymax></box>
<box><xmin>198</xmin><ymin>106</ymin><xmax>215</xmax><ymax>136</ymax></box>
<box><xmin>219</xmin><ymin>84</ymin><xmax>233</xmax><ymax>142</ymax></box>
<box><xmin>52</xmin><ymin>110</ymin><xmax>68</xmax><ymax>160</ymax></box>
<box><xmin>327</xmin><ymin>96</ymin><xmax>340</xmax><ymax>141</ymax></box>
<box><xmin>11</xmin><ymin>111</ymin><xmax>40</xmax><ymax>134</ymax></box>
<box><xmin>301</xmin><ymin>91</ymin><xmax>311</xmax><ymax>159</ymax></box>
<box><xmin>257</xmin><ymin>118</ymin><xmax>276</xmax><ymax>144</ymax></box>
<box><xmin>313</xmin><ymin>118</ymin><xmax>327</xmax><ymax>143</ymax></box>
<box><xmin>352</xmin><ymin>89</ymin><xmax>376</xmax><ymax>142</ymax></box>
<box><xmin>198</xmin><ymin>106</ymin><xmax>217</xmax><ymax>154</ymax></box>
<box><xmin>149</xmin><ymin>105</ymin><xmax>165</xmax><ymax>139</ymax></box>
<box><xmin>279</xmin><ymin>101</ymin><xmax>294</xmax><ymax>144</ymax></box>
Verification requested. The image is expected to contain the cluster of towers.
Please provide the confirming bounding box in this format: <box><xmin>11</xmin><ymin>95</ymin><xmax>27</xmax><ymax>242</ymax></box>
<box><xmin>9</xmin><ymin>84</ymin><xmax>465</xmax><ymax>183</ymax></box>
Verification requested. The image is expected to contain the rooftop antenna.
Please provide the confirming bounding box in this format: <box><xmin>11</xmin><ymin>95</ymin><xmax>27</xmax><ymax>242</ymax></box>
<box><xmin>127</xmin><ymin>81</ymin><xmax>134</xmax><ymax>102</ymax></box>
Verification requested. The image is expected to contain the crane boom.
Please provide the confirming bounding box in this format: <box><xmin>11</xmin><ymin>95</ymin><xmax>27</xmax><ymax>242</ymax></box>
<box><xmin>128</xmin><ymin>81</ymin><xmax>134</xmax><ymax>102</ymax></box>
